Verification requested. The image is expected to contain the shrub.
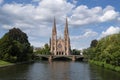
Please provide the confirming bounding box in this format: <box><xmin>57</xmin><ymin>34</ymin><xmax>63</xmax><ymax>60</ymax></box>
<box><xmin>104</xmin><ymin>63</ymin><xmax>115</xmax><ymax>71</ymax></box>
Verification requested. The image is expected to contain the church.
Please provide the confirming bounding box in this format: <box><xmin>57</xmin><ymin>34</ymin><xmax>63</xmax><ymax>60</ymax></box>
<box><xmin>50</xmin><ymin>18</ymin><xmax>71</xmax><ymax>55</ymax></box>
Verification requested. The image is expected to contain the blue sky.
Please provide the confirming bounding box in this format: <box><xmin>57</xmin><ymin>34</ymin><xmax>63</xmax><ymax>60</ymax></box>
<box><xmin>0</xmin><ymin>0</ymin><xmax>120</xmax><ymax>49</ymax></box>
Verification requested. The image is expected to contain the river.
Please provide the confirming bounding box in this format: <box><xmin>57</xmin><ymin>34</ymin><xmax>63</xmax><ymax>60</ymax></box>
<box><xmin>0</xmin><ymin>61</ymin><xmax>120</xmax><ymax>80</ymax></box>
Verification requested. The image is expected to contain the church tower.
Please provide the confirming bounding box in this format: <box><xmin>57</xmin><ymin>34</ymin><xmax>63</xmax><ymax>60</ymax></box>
<box><xmin>50</xmin><ymin>18</ymin><xmax>57</xmax><ymax>55</ymax></box>
<box><xmin>50</xmin><ymin>18</ymin><xmax>71</xmax><ymax>55</ymax></box>
<box><xmin>64</xmin><ymin>18</ymin><xmax>71</xmax><ymax>55</ymax></box>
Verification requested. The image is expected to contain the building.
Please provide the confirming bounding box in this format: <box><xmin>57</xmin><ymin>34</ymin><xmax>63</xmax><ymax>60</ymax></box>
<box><xmin>50</xmin><ymin>18</ymin><xmax>71</xmax><ymax>55</ymax></box>
<box><xmin>33</xmin><ymin>47</ymin><xmax>41</xmax><ymax>52</ymax></box>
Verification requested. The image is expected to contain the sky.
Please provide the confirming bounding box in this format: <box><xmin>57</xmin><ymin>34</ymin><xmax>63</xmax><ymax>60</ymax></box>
<box><xmin>0</xmin><ymin>0</ymin><xmax>120</xmax><ymax>50</ymax></box>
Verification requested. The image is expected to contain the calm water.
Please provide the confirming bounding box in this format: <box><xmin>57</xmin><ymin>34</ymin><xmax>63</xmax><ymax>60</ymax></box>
<box><xmin>0</xmin><ymin>61</ymin><xmax>120</xmax><ymax>80</ymax></box>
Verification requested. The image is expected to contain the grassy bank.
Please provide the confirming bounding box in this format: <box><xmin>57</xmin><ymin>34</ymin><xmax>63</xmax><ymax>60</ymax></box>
<box><xmin>0</xmin><ymin>60</ymin><xmax>14</xmax><ymax>67</ymax></box>
<box><xmin>89</xmin><ymin>60</ymin><xmax>120</xmax><ymax>73</ymax></box>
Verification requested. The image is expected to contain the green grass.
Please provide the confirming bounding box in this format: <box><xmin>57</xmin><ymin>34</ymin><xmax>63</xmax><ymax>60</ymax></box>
<box><xmin>0</xmin><ymin>60</ymin><xmax>13</xmax><ymax>67</ymax></box>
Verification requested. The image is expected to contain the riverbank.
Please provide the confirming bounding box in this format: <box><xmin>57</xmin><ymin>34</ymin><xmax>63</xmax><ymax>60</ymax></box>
<box><xmin>89</xmin><ymin>60</ymin><xmax>120</xmax><ymax>73</ymax></box>
<box><xmin>0</xmin><ymin>60</ymin><xmax>34</xmax><ymax>68</ymax></box>
<box><xmin>0</xmin><ymin>60</ymin><xmax>14</xmax><ymax>68</ymax></box>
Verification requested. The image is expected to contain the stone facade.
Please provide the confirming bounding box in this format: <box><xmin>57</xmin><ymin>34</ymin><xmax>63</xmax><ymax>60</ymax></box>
<box><xmin>50</xmin><ymin>18</ymin><xmax>71</xmax><ymax>55</ymax></box>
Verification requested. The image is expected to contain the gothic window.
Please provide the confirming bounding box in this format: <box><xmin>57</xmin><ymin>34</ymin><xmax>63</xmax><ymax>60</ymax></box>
<box><xmin>58</xmin><ymin>44</ymin><xmax>62</xmax><ymax>49</ymax></box>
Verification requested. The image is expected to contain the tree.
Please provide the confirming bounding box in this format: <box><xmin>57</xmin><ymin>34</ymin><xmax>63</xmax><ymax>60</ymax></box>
<box><xmin>0</xmin><ymin>28</ymin><xmax>33</xmax><ymax>62</ymax></box>
<box><xmin>71</xmin><ymin>49</ymin><xmax>80</xmax><ymax>55</ymax></box>
<box><xmin>90</xmin><ymin>39</ymin><xmax>98</xmax><ymax>48</ymax></box>
<box><xmin>84</xmin><ymin>33</ymin><xmax>120</xmax><ymax>66</ymax></box>
<box><xmin>35</xmin><ymin>43</ymin><xmax>50</xmax><ymax>55</ymax></box>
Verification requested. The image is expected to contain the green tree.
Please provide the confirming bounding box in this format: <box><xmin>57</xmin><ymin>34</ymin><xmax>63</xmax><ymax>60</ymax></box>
<box><xmin>35</xmin><ymin>43</ymin><xmax>50</xmax><ymax>55</ymax></box>
<box><xmin>71</xmin><ymin>49</ymin><xmax>80</xmax><ymax>55</ymax></box>
<box><xmin>84</xmin><ymin>33</ymin><xmax>120</xmax><ymax>66</ymax></box>
<box><xmin>0</xmin><ymin>28</ymin><xmax>33</xmax><ymax>62</ymax></box>
<box><xmin>90</xmin><ymin>39</ymin><xmax>98</xmax><ymax>48</ymax></box>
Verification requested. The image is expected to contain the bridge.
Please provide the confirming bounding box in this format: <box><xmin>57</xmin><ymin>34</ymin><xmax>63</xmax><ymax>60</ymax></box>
<box><xmin>35</xmin><ymin>54</ymin><xmax>84</xmax><ymax>61</ymax></box>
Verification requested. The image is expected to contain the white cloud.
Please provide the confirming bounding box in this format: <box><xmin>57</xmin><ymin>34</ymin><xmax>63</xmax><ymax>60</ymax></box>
<box><xmin>70</xmin><ymin>29</ymin><xmax>98</xmax><ymax>49</ymax></box>
<box><xmin>2</xmin><ymin>25</ymin><xmax>12</xmax><ymax>29</ymax></box>
<box><xmin>71</xmin><ymin>29</ymin><xmax>98</xmax><ymax>40</ymax></box>
<box><xmin>99</xmin><ymin>10</ymin><xmax>119</xmax><ymax>22</ymax></box>
<box><xmin>0</xmin><ymin>0</ymin><xmax>120</xmax><ymax>49</ymax></box>
<box><xmin>0</xmin><ymin>0</ymin><xmax>74</xmax><ymax>27</ymax></box>
<box><xmin>30</xmin><ymin>41</ymin><xmax>45</xmax><ymax>47</ymax></box>
<box><xmin>0</xmin><ymin>0</ymin><xmax>74</xmax><ymax>47</ymax></box>
<box><xmin>69</xmin><ymin>5</ymin><xmax>119</xmax><ymax>26</ymax></box>
<box><xmin>0</xmin><ymin>0</ymin><xmax>3</xmax><ymax>4</ymax></box>
<box><xmin>100</xmin><ymin>26</ymin><xmax>120</xmax><ymax>38</ymax></box>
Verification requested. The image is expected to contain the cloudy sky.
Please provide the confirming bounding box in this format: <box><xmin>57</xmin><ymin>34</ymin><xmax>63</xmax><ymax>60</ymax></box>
<box><xmin>0</xmin><ymin>0</ymin><xmax>120</xmax><ymax>49</ymax></box>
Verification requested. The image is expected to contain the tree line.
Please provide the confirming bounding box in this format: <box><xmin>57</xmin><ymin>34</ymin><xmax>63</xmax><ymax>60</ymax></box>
<box><xmin>83</xmin><ymin>33</ymin><xmax>120</xmax><ymax>70</ymax></box>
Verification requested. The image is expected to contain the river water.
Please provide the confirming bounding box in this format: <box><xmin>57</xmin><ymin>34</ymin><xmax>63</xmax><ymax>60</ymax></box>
<box><xmin>0</xmin><ymin>61</ymin><xmax>120</xmax><ymax>80</ymax></box>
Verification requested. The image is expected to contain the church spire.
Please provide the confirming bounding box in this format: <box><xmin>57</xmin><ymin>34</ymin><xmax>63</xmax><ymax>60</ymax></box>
<box><xmin>64</xmin><ymin>18</ymin><xmax>69</xmax><ymax>35</ymax></box>
<box><xmin>52</xmin><ymin>17</ymin><xmax>57</xmax><ymax>34</ymax></box>
<box><xmin>51</xmin><ymin>17</ymin><xmax>57</xmax><ymax>55</ymax></box>
<box><xmin>64</xmin><ymin>18</ymin><xmax>71</xmax><ymax>55</ymax></box>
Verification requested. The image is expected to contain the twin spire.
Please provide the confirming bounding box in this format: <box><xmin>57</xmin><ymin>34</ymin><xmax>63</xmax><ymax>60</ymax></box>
<box><xmin>50</xmin><ymin>17</ymin><xmax>71</xmax><ymax>55</ymax></box>
<box><xmin>52</xmin><ymin>17</ymin><xmax>69</xmax><ymax>36</ymax></box>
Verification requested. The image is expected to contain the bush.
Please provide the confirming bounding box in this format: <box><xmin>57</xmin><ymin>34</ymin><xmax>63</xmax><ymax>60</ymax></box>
<box><xmin>104</xmin><ymin>63</ymin><xmax>115</xmax><ymax>71</ymax></box>
<box><xmin>89</xmin><ymin>60</ymin><xmax>120</xmax><ymax>73</ymax></box>
<box><xmin>89</xmin><ymin>60</ymin><xmax>104</xmax><ymax>67</ymax></box>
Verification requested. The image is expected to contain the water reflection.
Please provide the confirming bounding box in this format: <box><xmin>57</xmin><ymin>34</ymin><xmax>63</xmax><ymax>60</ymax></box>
<box><xmin>0</xmin><ymin>63</ymin><xmax>30</xmax><ymax>80</ymax></box>
<box><xmin>0</xmin><ymin>61</ymin><xmax>120</xmax><ymax>80</ymax></box>
<box><xmin>89</xmin><ymin>64</ymin><xmax>120</xmax><ymax>80</ymax></box>
<box><xmin>50</xmin><ymin>61</ymin><xmax>73</xmax><ymax>80</ymax></box>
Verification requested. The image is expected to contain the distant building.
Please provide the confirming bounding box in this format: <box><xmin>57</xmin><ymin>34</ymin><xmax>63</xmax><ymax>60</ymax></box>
<box><xmin>33</xmin><ymin>47</ymin><xmax>41</xmax><ymax>52</ymax></box>
<box><xmin>50</xmin><ymin>18</ymin><xmax>71</xmax><ymax>55</ymax></box>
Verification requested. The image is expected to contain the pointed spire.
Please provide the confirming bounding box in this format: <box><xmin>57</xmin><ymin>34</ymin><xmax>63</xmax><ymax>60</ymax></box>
<box><xmin>64</xmin><ymin>17</ymin><xmax>69</xmax><ymax>35</ymax></box>
<box><xmin>52</xmin><ymin>17</ymin><xmax>57</xmax><ymax>34</ymax></box>
<box><xmin>49</xmin><ymin>38</ymin><xmax>51</xmax><ymax>44</ymax></box>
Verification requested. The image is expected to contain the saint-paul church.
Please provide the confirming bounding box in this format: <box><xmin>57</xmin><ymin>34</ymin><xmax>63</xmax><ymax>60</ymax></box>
<box><xmin>50</xmin><ymin>18</ymin><xmax>71</xmax><ymax>55</ymax></box>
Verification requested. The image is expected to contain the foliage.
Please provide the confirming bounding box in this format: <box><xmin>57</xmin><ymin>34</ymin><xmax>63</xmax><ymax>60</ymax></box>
<box><xmin>89</xmin><ymin>60</ymin><xmax>120</xmax><ymax>72</ymax></box>
<box><xmin>0</xmin><ymin>28</ymin><xmax>33</xmax><ymax>62</ymax></box>
<box><xmin>90</xmin><ymin>39</ymin><xmax>98</xmax><ymax>48</ymax></box>
<box><xmin>84</xmin><ymin>33</ymin><xmax>120</xmax><ymax>66</ymax></box>
<box><xmin>89</xmin><ymin>60</ymin><xmax>104</xmax><ymax>67</ymax></box>
<box><xmin>115</xmin><ymin>66</ymin><xmax>120</xmax><ymax>72</ymax></box>
<box><xmin>83</xmin><ymin>48</ymin><xmax>96</xmax><ymax>60</ymax></box>
<box><xmin>35</xmin><ymin>43</ymin><xmax>50</xmax><ymax>55</ymax></box>
<box><xmin>71</xmin><ymin>49</ymin><xmax>80</xmax><ymax>55</ymax></box>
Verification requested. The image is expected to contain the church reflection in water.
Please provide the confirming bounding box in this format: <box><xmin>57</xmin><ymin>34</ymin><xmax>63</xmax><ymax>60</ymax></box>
<box><xmin>49</xmin><ymin>61</ymin><xmax>70</xmax><ymax>80</ymax></box>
